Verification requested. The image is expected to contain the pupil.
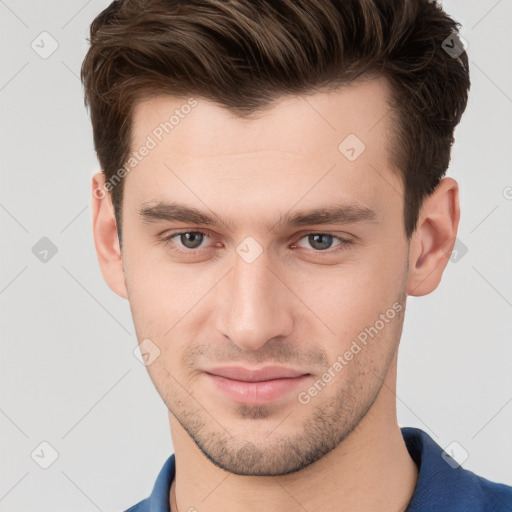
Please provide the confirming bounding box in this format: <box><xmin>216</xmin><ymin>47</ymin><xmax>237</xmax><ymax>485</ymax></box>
<box><xmin>182</xmin><ymin>232</ymin><xmax>203</xmax><ymax>249</ymax></box>
<box><xmin>310</xmin><ymin>234</ymin><xmax>332</xmax><ymax>250</ymax></box>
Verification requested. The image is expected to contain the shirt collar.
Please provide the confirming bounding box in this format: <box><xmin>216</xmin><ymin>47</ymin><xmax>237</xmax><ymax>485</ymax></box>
<box><xmin>148</xmin><ymin>452</ymin><xmax>175</xmax><ymax>512</ymax></box>
<box><xmin>402</xmin><ymin>426</ymin><xmax>485</xmax><ymax>511</ymax></box>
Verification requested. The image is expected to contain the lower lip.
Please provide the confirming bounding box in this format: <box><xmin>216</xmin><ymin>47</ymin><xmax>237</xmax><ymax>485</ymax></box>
<box><xmin>205</xmin><ymin>373</ymin><xmax>310</xmax><ymax>405</ymax></box>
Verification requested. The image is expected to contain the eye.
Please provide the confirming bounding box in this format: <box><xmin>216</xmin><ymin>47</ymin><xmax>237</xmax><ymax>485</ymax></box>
<box><xmin>158</xmin><ymin>230</ymin><xmax>353</xmax><ymax>257</ymax></box>
<box><xmin>293</xmin><ymin>233</ymin><xmax>353</xmax><ymax>253</ymax></box>
<box><xmin>161</xmin><ymin>230</ymin><xmax>211</xmax><ymax>252</ymax></box>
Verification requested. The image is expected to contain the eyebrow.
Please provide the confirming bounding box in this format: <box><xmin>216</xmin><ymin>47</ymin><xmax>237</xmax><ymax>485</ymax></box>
<box><xmin>138</xmin><ymin>200</ymin><xmax>378</xmax><ymax>232</ymax></box>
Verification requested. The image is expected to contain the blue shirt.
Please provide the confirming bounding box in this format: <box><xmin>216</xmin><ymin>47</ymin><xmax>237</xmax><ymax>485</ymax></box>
<box><xmin>125</xmin><ymin>427</ymin><xmax>512</xmax><ymax>512</ymax></box>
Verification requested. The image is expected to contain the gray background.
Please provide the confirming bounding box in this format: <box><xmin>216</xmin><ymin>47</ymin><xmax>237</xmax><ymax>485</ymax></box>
<box><xmin>1</xmin><ymin>1</ymin><xmax>511</xmax><ymax>511</ymax></box>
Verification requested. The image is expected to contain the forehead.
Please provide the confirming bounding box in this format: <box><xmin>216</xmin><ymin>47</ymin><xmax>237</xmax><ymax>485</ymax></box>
<box><xmin>125</xmin><ymin>76</ymin><xmax>402</xmax><ymax>227</ymax></box>
<box><xmin>131</xmin><ymin>75</ymin><xmax>395</xmax><ymax>159</ymax></box>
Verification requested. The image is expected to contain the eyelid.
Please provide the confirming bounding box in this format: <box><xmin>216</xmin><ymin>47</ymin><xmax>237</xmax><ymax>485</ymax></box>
<box><xmin>160</xmin><ymin>229</ymin><xmax>212</xmax><ymax>251</ymax></box>
<box><xmin>291</xmin><ymin>233</ymin><xmax>350</xmax><ymax>250</ymax></box>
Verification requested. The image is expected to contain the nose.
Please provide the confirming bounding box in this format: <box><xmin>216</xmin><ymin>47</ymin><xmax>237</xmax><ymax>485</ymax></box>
<box><xmin>214</xmin><ymin>246</ymin><xmax>294</xmax><ymax>352</ymax></box>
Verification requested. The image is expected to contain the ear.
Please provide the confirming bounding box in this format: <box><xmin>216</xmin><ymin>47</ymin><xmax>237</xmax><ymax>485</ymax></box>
<box><xmin>91</xmin><ymin>172</ymin><xmax>128</xmax><ymax>299</ymax></box>
<box><xmin>406</xmin><ymin>177</ymin><xmax>460</xmax><ymax>296</ymax></box>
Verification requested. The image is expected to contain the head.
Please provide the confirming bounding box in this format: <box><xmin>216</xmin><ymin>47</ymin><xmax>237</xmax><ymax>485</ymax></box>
<box><xmin>83</xmin><ymin>0</ymin><xmax>470</xmax><ymax>476</ymax></box>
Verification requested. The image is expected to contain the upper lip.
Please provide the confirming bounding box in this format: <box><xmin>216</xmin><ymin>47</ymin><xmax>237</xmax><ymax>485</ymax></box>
<box><xmin>205</xmin><ymin>366</ymin><xmax>309</xmax><ymax>382</ymax></box>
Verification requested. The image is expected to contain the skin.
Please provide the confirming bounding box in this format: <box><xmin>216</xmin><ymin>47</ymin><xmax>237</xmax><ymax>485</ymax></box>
<box><xmin>91</xmin><ymin>75</ymin><xmax>459</xmax><ymax>512</ymax></box>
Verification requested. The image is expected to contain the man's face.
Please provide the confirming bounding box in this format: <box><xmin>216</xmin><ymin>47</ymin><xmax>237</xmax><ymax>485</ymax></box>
<box><xmin>121</xmin><ymin>76</ymin><xmax>410</xmax><ymax>476</ymax></box>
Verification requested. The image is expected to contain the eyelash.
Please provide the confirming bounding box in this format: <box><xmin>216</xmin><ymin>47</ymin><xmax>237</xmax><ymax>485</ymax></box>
<box><xmin>159</xmin><ymin>230</ymin><xmax>354</xmax><ymax>256</ymax></box>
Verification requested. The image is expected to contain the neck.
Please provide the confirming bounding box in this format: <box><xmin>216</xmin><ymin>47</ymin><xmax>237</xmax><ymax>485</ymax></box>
<box><xmin>168</xmin><ymin>357</ymin><xmax>418</xmax><ymax>512</ymax></box>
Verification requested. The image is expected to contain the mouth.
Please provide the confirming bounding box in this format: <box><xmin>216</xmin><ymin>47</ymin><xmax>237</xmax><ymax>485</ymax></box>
<box><xmin>204</xmin><ymin>365</ymin><xmax>311</xmax><ymax>405</ymax></box>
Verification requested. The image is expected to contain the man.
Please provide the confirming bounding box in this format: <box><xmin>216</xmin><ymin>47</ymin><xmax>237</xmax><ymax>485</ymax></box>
<box><xmin>81</xmin><ymin>0</ymin><xmax>512</xmax><ymax>511</ymax></box>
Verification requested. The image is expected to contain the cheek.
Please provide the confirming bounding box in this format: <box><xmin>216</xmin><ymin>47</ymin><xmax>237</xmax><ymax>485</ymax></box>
<box><xmin>123</xmin><ymin>249</ymin><xmax>219</xmax><ymax>367</ymax></box>
<box><xmin>288</xmin><ymin>250</ymin><xmax>406</xmax><ymax>367</ymax></box>
<box><xmin>123</xmin><ymin>250</ymin><xmax>180</xmax><ymax>338</ymax></box>
<box><xmin>292</xmin><ymin>261</ymin><xmax>402</xmax><ymax>329</ymax></box>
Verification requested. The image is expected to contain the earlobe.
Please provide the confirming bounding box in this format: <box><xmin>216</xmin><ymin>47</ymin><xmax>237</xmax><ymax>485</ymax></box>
<box><xmin>91</xmin><ymin>172</ymin><xmax>128</xmax><ymax>299</ymax></box>
<box><xmin>406</xmin><ymin>177</ymin><xmax>460</xmax><ymax>297</ymax></box>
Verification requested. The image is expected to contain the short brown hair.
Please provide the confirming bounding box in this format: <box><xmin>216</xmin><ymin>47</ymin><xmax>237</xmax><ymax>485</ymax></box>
<box><xmin>81</xmin><ymin>0</ymin><xmax>470</xmax><ymax>242</ymax></box>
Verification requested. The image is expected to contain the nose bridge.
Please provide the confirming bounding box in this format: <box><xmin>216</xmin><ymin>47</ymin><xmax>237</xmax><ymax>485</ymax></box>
<box><xmin>215</xmin><ymin>245</ymin><xmax>293</xmax><ymax>350</ymax></box>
